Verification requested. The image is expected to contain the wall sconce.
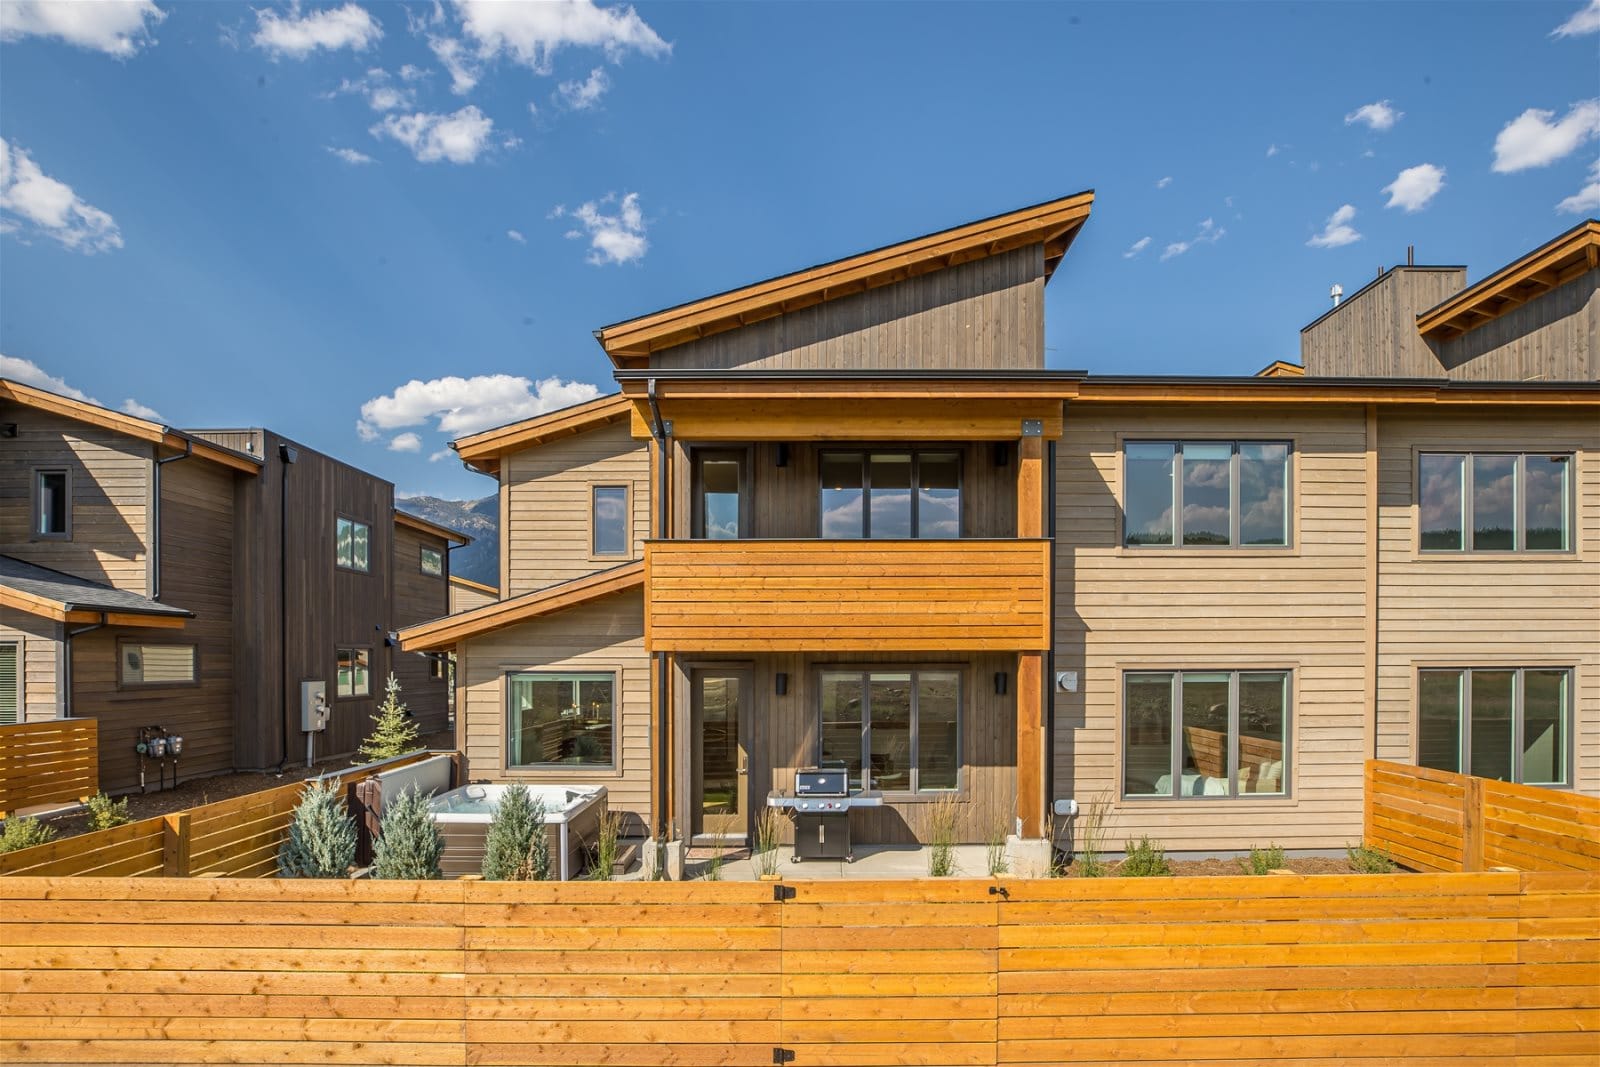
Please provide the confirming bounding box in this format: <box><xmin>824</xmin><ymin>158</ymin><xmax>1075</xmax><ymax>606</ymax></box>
<box><xmin>993</xmin><ymin>443</ymin><xmax>1009</xmax><ymax>467</ymax></box>
<box><xmin>775</xmin><ymin>672</ymin><xmax>789</xmax><ymax>696</ymax></box>
<box><xmin>776</xmin><ymin>443</ymin><xmax>789</xmax><ymax>468</ymax></box>
<box><xmin>993</xmin><ymin>672</ymin><xmax>1008</xmax><ymax>696</ymax></box>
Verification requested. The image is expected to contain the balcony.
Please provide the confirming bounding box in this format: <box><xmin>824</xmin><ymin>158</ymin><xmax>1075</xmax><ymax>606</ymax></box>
<box><xmin>644</xmin><ymin>539</ymin><xmax>1050</xmax><ymax>653</ymax></box>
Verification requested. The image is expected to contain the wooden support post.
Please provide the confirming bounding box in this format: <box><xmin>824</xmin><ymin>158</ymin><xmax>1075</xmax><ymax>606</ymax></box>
<box><xmin>162</xmin><ymin>813</ymin><xmax>190</xmax><ymax>878</ymax></box>
<box><xmin>1017</xmin><ymin>434</ymin><xmax>1045</xmax><ymax>838</ymax></box>
<box><xmin>1463</xmin><ymin>776</ymin><xmax>1485</xmax><ymax>873</ymax></box>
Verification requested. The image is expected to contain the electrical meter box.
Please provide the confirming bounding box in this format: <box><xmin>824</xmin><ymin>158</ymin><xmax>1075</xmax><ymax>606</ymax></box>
<box><xmin>300</xmin><ymin>680</ymin><xmax>330</xmax><ymax>733</ymax></box>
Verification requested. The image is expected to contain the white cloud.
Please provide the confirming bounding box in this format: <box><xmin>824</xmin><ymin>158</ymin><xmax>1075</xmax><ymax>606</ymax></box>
<box><xmin>1383</xmin><ymin>163</ymin><xmax>1446</xmax><ymax>212</ymax></box>
<box><xmin>327</xmin><ymin>68</ymin><xmax>415</xmax><ymax>111</ymax></box>
<box><xmin>121</xmin><ymin>398</ymin><xmax>165</xmax><ymax>422</ymax></box>
<box><xmin>1266</xmin><ymin>144</ymin><xmax>1280</xmax><ymax>157</ymax></box>
<box><xmin>1492</xmin><ymin>100</ymin><xmax>1600</xmax><ymax>172</ymax></box>
<box><xmin>453</xmin><ymin>0</ymin><xmax>669</xmax><ymax>76</ymax></box>
<box><xmin>1160</xmin><ymin>241</ymin><xmax>1189</xmax><ymax>262</ymax></box>
<box><xmin>557</xmin><ymin>66</ymin><xmax>609</xmax><ymax>110</ymax></box>
<box><xmin>0</xmin><ymin>0</ymin><xmax>165</xmax><ymax>57</ymax></box>
<box><xmin>1307</xmin><ymin>204</ymin><xmax>1362</xmax><ymax>249</ymax></box>
<box><xmin>388</xmin><ymin>432</ymin><xmax>422</xmax><ymax>452</ymax></box>
<box><xmin>1122</xmin><ymin>236</ymin><xmax>1151</xmax><ymax>259</ymax></box>
<box><xmin>371</xmin><ymin>105</ymin><xmax>494</xmax><ymax>164</ymax></box>
<box><xmin>0</xmin><ymin>138</ymin><xmax>123</xmax><ymax>254</ymax></box>
<box><xmin>428</xmin><ymin>34</ymin><xmax>481</xmax><ymax>94</ymax></box>
<box><xmin>1154</xmin><ymin>176</ymin><xmax>1172</xmax><ymax>190</ymax></box>
<box><xmin>1</xmin><ymin>354</ymin><xmax>162</xmax><ymax>421</ymax></box>
<box><xmin>1556</xmin><ymin>159</ymin><xmax>1600</xmax><ymax>214</ymax></box>
<box><xmin>1552</xmin><ymin>0</ymin><xmax>1600</xmax><ymax>37</ymax></box>
<box><xmin>1159</xmin><ymin>218</ymin><xmax>1226</xmax><ymax>262</ymax></box>
<box><xmin>428</xmin><ymin>448</ymin><xmax>453</xmax><ymax>463</ymax></box>
<box><xmin>253</xmin><ymin>2</ymin><xmax>381</xmax><ymax>59</ymax></box>
<box><xmin>327</xmin><ymin>145</ymin><xmax>375</xmax><ymax>165</ymax></box>
<box><xmin>507</xmin><ymin>228</ymin><xmax>526</xmax><ymax>243</ymax></box>
<box><xmin>398</xmin><ymin>63</ymin><xmax>428</xmax><ymax>81</ymax></box>
<box><xmin>358</xmin><ymin>374</ymin><xmax>602</xmax><ymax>440</ymax></box>
<box><xmin>1345</xmin><ymin>100</ymin><xmax>1402</xmax><ymax>131</ymax></box>
<box><xmin>557</xmin><ymin>191</ymin><xmax>648</xmax><ymax>264</ymax></box>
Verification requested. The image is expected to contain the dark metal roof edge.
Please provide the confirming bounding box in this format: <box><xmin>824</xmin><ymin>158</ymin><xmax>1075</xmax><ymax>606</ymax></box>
<box><xmin>1081</xmin><ymin>375</ymin><xmax>1600</xmax><ymax>391</ymax></box>
<box><xmin>611</xmin><ymin>368</ymin><xmax>1090</xmax><ymax>382</ymax></box>
<box><xmin>1299</xmin><ymin>265</ymin><xmax>1468</xmax><ymax>334</ymax></box>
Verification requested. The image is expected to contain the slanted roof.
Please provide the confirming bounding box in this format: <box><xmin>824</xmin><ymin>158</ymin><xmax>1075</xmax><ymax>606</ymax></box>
<box><xmin>0</xmin><ymin>555</ymin><xmax>192</xmax><ymax>627</ymax></box>
<box><xmin>0</xmin><ymin>379</ymin><xmax>262</xmax><ymax>474</ymax></box>
<box><xmin>451</xmin><ymin>393</ymin><xmax>633</xmax><ymax>475</ymax></box>
<box><xmin>595</xmin><ymin>191</ymin><xmax>1095</xmax><ymax>364</ymax></box>
<box><xmin>394</xmin><ymin>509</ymin><xmax>473</xmax><ymax>545</ymax></box>
<box><xmin>449</xmin><ymin>575</ymin><xmax>498</xmax><ymax>596</ymax></box>
<box><xmin>1416</xmin><ymin>220</ymin><xmax>1600</xmax><ymax>341</ymax></box>
<box><xmin>1255</xmin><ymin>360</ymin><xmax>1306</xmax><ymax>378</ymax></box>
<box><xmin>400</xmin><ymin>561</ymin><xmax>643</xmax><ymax>651</ymax></box>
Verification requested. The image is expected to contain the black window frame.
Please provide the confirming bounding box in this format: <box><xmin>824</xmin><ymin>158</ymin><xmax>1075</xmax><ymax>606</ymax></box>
<box><xmin>1121</xmin><ymin>669</ymin><xmax>1292</xmax><ymax>800</ymax></box>
<box><xmin>1417</xmin><ymin>452</ymin><xmax>1574</xmax><ymax>554</ymax></box>
<box><xmin>691</xmin><ymin>448</ymin><xmax>750</xmax><ymax>539</ymax></box>
<box><xmin>1416</xmin><ymin>667</ymin><xmax>1573</xmax><ymax>787</ymax></box>
<box><xmin>336</xmin><ymin>516</ymin><xmax>371</xmax><ymax>573</ymax></box>
<box><xmin>816</xmin><ymin>667</ymin><xmax>963</xmax><ymax>795</ymax></box>
<box><xmin>505</xmin><ymin>670</ymin><xmax>618</xmax><ymax>770</ymax></box>
<box><xmin>817</xmin><ymin>449</ymin><xmax>964</xmax><ymax>539</ymax></box>
<box><xmin>335</xmin><ymin>646</ymin><xmax>372</xmax><ymax>699</ymax></box>
<box><xmin>420</xmin><ymin>546</ymin><xmax>444</xmax><ymax>577</ymax></box>
<box><xmin>1122</xmin><ymin>440</ymin><xmax>1294</xmax><ymax>549</ymax></box>
<box><xmin>590</xmin><ymin>485</ymin><xmax>630</xmax><ymax>558</ymax></box>
<box><xmin>31</xmin><ymin>468</ymin><xmax>71</xmax><ymax>541</ymax></box>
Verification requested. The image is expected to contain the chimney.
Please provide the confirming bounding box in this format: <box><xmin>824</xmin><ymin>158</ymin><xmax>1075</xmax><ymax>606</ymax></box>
<box><xmin>1329</xmin><ymin>283</ymin><xmax>1344</xmax><ymax>307</ymax></box>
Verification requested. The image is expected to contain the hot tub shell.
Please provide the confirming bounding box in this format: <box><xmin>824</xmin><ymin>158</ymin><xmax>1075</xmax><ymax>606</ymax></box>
<box><xmin>428</xmin><ymin>784</ymin><xmax>608</xmax><ymax>880</ymax></box>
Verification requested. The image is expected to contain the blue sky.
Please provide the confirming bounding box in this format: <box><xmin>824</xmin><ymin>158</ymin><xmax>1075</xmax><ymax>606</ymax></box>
<box><xmin>2</xmin><ymin>0</ymin><xmax>1597</xmax><ymax>500</ymax></box>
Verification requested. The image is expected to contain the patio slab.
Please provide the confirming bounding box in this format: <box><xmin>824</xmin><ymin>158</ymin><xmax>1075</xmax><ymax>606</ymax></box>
<box><xmin>684</xmin><ymin>843</ymin><xmax>998</xmax><ymax>881</ymax></box>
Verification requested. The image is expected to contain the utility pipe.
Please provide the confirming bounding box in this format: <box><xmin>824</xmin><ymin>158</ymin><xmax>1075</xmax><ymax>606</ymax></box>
<box><xmin>645</xmin><ymin>379</ymin><xmax>672</xmax><ymax>879</ymax></box>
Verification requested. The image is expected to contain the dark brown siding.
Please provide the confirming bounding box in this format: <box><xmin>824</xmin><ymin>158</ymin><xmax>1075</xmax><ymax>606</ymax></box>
<box><xmin>1301</xmin><ymin>267</ymin><xmax>1465</xmax><ymax>378</ymax></box>
<box><xmin>1434</xmin><ymin>270</ymin><xmax>1599</xmax><ymax>382</ymax></box>
<box><xmin>391</xmin><ymin>523</ymin><xmax>450</xmax><ymax>734</ymax></box>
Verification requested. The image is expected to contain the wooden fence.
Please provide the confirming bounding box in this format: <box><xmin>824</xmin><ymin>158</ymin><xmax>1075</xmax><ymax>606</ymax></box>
<box><xmin>0</xmin><ymin>720</ymin><xmax>97</xmax><ymax>818</ymax></box>
<box><xmin>0</xmin><ymin>872</ymin><xmax>1595</xmax><ymax>1066</ymax></box>
<box><xmin>1365</xmin><ymin>759</ymin><xmax>1600</xmax><ymax>873</ymax></box>
<box><xmin>0</xmin><ymin>751</ymin><xmax>442</xmax><ymax>878</ymax></box>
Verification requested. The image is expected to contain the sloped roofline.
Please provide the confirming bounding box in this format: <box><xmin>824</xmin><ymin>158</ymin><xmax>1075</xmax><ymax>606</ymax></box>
<box><xmin>394</xmin><ymin>509</ymin><xmax>473</xmax><ymax>545</ymax></box>
<box><xmin>1416</xmin><ymin>219</ymin><xmax>1600</xmax><ymax>341</ymax></box>
<box><xmin>448</xmin><ymin>574</ymin><xmax>498</xmax><ymax>596</ymax></box>
<box><xmin>451</xmin><ymin>393</ymin><xmax>632</xmax><ymax>474</ymax></box>
<box><xmin>399</xmin><ymin>560</ymin><xmax>643</xmax><ymax>651</ymax></box>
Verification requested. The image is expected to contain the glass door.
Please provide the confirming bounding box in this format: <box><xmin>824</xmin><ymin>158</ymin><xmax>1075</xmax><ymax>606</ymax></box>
<box><xmin>693</xmin><ymin>670</ymin><xmax>750</xmax><ymax>839</ymax></box>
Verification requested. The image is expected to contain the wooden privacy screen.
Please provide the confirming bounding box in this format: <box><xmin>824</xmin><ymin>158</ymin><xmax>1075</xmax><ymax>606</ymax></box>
<box><xmin>1365</xmin><ymin>759</ymin><xmax>1600</xmax><ymax>873</ymax></box>
<box><xmin>0</xmin><ymin>720</ymin><xmax>97</xmax><ymax>818</ymax></box>
<box><xmin>1</xmin><ymin>873</ymin><xmax>1595</xmax><ymax>1066</ymax></box>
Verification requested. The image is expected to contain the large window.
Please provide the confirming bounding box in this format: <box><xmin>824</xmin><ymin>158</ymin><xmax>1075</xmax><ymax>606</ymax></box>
<box><xmin>693</xmin><ymin>450</ymin><xmax>745</xmax><ymax>539</ymax></box>
<box><xmin>0</xmin><ymin>643</ymin><xmax>17</xmax><ymax>725</ymax></box>
<box><xmin>1418</xmin><ymin>668</ymin><xmax>1570</xmax><ymax>786</ymax></box>
<box><xmin>818</xmin><ymin>669</ymin><xmax>960</xmax><ymax>793</ymax></box>
<box><xmin>1124</xmin><ymin>441</ymin><xmax>1291</xmax><ymax>548</ymax></box>
<box><xmin>591</xmin><ymin>486</ymin><xmax>629</xmax><ymax>556</ymax></box>
<box><xmin>819</xmin><ymin>451</ymin><xmax>960</xmax><ymax>539</ymax></box>
<box><xmin>120</xmin><ymin>643</ymin><xmax>197</xmax><ymax>687</ymax></box>
<box><xmin>1419</xmin><ymin>453</ymin><xmax>1572</xmax><ymax>552</ymax></box>
<box><xmin>336</xmin><ymin>517</ymin><xmax>370</xmax><ymax>572</ymax></box>
<box><xmin>33</xmin><ymin>469</ymin><xmax>70</xmax><ymax>539</ymax></box>
<box><xmin>508</xmin><ymin>672</ymin><xmax>616</xmax><ymax>768</ymax></box>
<box><xmin>1123</xmin><ymin>670</ymin><xmax>1289</xmax><ymax>798</ymax></box>
<box><xmin>336</xmin><ymin>647</ymin><xmax>371</xmax><ymax>698</ymax></box>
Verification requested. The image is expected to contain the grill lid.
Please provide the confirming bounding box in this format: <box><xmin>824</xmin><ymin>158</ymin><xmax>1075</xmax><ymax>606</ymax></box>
<box><xmin>795</xmin><ymin>767</ymin><xmax>848</xmax><ymax>796</ymax></box>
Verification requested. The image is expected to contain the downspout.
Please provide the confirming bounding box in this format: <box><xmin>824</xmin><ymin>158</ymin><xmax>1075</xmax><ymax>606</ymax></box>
<box><xmin>646</xmin><ymin>379</ymin><xmax>671</xmax><ymax>877</ymax></box>
<box><xmin>275</xmin><ymin>443</ymin><xmax>298</xmax><ymax>772</ymax></box>
<box><xmin>62</xmin><ymin>621</ymin><xmax>105</xmax><ymax>719</ymax></box>
<box><xmin>1045</xmin><ymin>434</ymin><xmax>1057</xmax><ymax>845</ymax></box>
<box><xmin>151</xmin><ymin>440</ymin><xmax>194</xmax><ymax>601</ymax></box>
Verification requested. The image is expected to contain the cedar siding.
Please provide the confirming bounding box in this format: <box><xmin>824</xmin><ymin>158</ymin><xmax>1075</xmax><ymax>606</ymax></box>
<box><xmin>0</xmin><ymin>609</ymin><xmax>59</xmax><ymax>722</ymax></box>
<box><xmin>1433</xmin><ymin>270</ymin><xmax>1599</xmax><ymax>381</ymax></box>
<box><xmin>391</xmin><ymin>521</ymin><xmax>450</xmax><ymax>734</ymax></box>
<box><xmin>1300</xmin><ymin>267</ymin><xmax>1466</xmax><ymax>379</ymax></box>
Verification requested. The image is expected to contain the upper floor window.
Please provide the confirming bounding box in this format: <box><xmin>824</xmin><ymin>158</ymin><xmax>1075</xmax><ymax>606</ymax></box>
<box><xmin>420</xmin><ymin>547</ymin><xmax>443</xmax><ymax>576</ymax></box>
<box><xmin>1419</xmin><ymin>453</ymin><xmax>1571</xmax><ymax>553</ymax></box>
<box><xmin>120</xmin><ymin>643</ymin><xmax>197</xmax><ymax>687</ymax></box>
<box><xmin>591</xmin><ymin>485</ymin><xmax>629</xmax><ymax>556</ymax></box>
<box><xmin>1123</xmin><ymin>670</ymin><xmax>1289</xmax><ymax>798</ymax></box>
<box><xmin>819</xmin><ymin>669</ymin><xmax>960</xmax><ymax>793</ymax></box>
<box><xmin>820</xmin><ymin>451</ymin><xmax>960</xmax><ymax>539</ymax></box>
<box><xmin>33</xmin><ymin>469</ymin><xmax>70</xmax><ymax>539</ymax></box>
<box><xmin>1419</xmin><ymin>668</ymin><xmax>1570</xmax><ymax>786</ymax></box>
<box><xmin>694</xmin><ymin>450</ymin><xmax>745</xmax><ymax>539</ymax></box>
<box><xmin>1124</xmin><ymin>441</ymin><xmax>1291</xmax><ymax>548</ymax></box>
<box><xmin>336</xmin><ymin>517</ymin><xmax>370</xmax><ymax>572</ymax></box>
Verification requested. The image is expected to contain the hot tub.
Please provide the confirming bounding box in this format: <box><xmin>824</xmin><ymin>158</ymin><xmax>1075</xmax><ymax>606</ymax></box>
<box><xmin>428</xmin><ymin>783</ymin><xmax>608</xmax><ymax>880</ymax></box>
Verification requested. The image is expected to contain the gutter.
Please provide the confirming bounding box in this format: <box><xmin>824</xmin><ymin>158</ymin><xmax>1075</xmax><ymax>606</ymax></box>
<box><xmin>645</xmin><ymin>378</ymin><xmax>672</xmax><ymax>878</ymax></box>
<box><xmin>151</xmin><ymin>440</ymin><xmax>193</xmax><ymax>601</ymax></box>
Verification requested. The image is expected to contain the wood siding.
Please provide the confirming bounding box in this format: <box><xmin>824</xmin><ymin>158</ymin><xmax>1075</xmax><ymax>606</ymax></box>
<box><xmin>502</xmin><ymin>420</ymin><xmax>649</xmax><ymax>597</ymax></box>
<box><xmin>1300</xmin><ymin>267</ymin><xmax>1465</xmax><ymax>379</ymax></box>
<box><xmin>1374</xmin><ymin>407</ymin><xmax>1600</xmax><ymax>797</ymax></box>
<box><xmin>1434</xmin><ymin>269</ymin><xmax>1599</xmax><ymax>382</ymax></box>
<box><xmin>458</xmin><ymin>589</ymin><xmax>652</xmax><ymax>835</ymax></box>
<box><xmin>1054</xmin><ymin>403</ymin><xmax>1370</xmax><ymax>851</ymax></box>
<box><xmin>647</xmin><ymin>539</ymin><xmax>1050</xmax><ymax>653</ymax></box>
<box><xmin>0</xmin><ymin>609</ymin><xmax>60</xmax><ymax>722</ymax></box>
<box><xmin>651</xmin><ymin>245</ymin><xmax>1045</xmax><ymax>372</ymax></box>
<box><xmin>391</xmin><ymin>524</ymin><xmax>450</xmax><ymax>734</ymax></box>
<box><xmin>449</xmin><ymin>580</ymin><xmax>497</xmax><ymax>614</ymax></box>
<box><xmin>0</xmin><ymin>405</ymin><xmax>152</xmax><ymax>594</ymax></box>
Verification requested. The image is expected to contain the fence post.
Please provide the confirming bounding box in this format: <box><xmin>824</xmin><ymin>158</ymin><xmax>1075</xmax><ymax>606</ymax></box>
<box><xmin>1462</xmin><ymin>777</ymin><xmax>1485</xmax><ymax>873</ymax></box>
<box><xmin>162</xmin><ymin>812</ymin><xmax>191</xmax><ymax>877</ymax></box>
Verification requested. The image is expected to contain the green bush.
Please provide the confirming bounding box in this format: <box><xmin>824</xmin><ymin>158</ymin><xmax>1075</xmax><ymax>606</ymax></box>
<box><xmin>1119</xmin><ymin>836</ymin><xmax>1172</xmax><ymax>877</ymax></box>
<box><xmin>357</xmin><ymin>673</ymin><xmax>422</xmax><ymax>763</ymax></box>
<box><xmin>85</xmin><ymin>792</ymin><xmax>131</xmax><ymax>831</ymax></box>
<box><xmin>372</xmin><ymin>785</ymin><xmax>444</xmax><ymax>880</ymax></box>
<box><xmin>278</xmin><ymin>778</ymin><xmax>357</xmax><ymax>878</ymax></box>
<box><xmin>481</xmin><ymin>785</ymin><xmax>549</xmax><ymax>881</ymax></box>
<box><xmin>1241</xmin><ymin>843</ymin><xmax>1287</xmax><ymax>876</ymax></box>
<box><xmin>1347</xmin><ymin>843</ymin><xmax>1395</xmax><ymax>874</ymax></box>
<box><xmin>0</xmin><ymin>817</ymin><xmax>56</xmax><ymax>854</ymax></box>
<box><xmin>926</xmin><ymin>795</ymin><xmax>960</xmax><ymax>877</ymax></box>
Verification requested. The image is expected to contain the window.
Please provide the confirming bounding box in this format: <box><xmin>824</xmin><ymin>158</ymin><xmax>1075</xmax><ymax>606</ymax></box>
<box><xmin>420</xmin><ymin>547</ymin><xmax>443</xmax><ymax>576</ymax></box>
<box><xmin>336</xmin><ymin>647</ymin><xmax>371</xmax><ymax>698</ymax></box>
<box><xmin>120</xmin><ymin>643</ymin><xmax>197</xmax><ymax>687</ymax></box>
<box><xmin>336</xmin><ymin>517</ymin><xmax>370</xmax><ymax>572</ymax></box>
<box><xmin>1419</xmin><ymin>453</ymin><xmax>1572</xmax><ymax>553</ymax></box>
<box><xmin>507</xmin><ymin>672</ymin><xmax>615</xmax><ymax>768</ymax></box>
<box><xmin>591</xmin><ymin>486</ymin><xmax>629</xmax><ymax>556</ymax></box>
<box><xmin>819</xmin><ymin>451</ymin><xmax>961</xmax><ymax>539</ymax></box>
<box><xmin>693</xmin><ymin>450</ymin><xmax>745</xmax><ymax>539</ymax></box>
<box><xmin>32</xmin><ymin>469</ymin><xmax>70</xmax><ymax>539</ymax></box>
<box><xmin>0</xmin><ymin>643</ymin><xmax>17</xmax><ymax>725</ymax></box>
<box><xmin>1124</xmin><ymin>441</ymin><xmax>1291</xmax><ymax>548</ymax></box>
<box><xmin>818</xmin><ymin>669</ymin><xmax>960</xmax><ymax>793</ymax></box>
<box><xmin>1418</xmin><ymin>668</ymin><xmax>1571</xmax><ymax>786</ymax></box>
<box><xmin>1123</xmin><ymin>670</ymin><xmax>1289</xmax><ymax>798</ymax></box>
<box><xmin>429</xmin><ymin>655</ymin><xmax>446</xmax><ymax>681</ymax></box>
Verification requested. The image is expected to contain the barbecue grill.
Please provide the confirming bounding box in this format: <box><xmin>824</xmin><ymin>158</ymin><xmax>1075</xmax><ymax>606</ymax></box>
<box><xmin>767</xmin><ymin>768</ymin><xmax>883</xmax><ymax>862</ymax></box>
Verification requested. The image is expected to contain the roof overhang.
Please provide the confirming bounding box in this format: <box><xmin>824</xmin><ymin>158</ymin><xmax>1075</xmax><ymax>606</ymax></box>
<box><xmin>0</xmin><ymin>379</ymin><xmax>262</xmax><ymax>474</ymax></box>
<box><xmin>1416</xmin><ymin>220</ymin><xmax>1600</xmax><ymax>341</ymax></box>
<box><xmin>1255</xmin><ymin>360</ymin><xmax>1306</xmax><ymax>378</ymax></box>
<box><xmin>451</xmin><ymin>393</ymin><xmax>633</xmax><ymax>475</ymax></box>
<box><xmin>394</xmin><ymin>509</ymin><xmax>472</xmax><ymax>545</ymax></box>
<box><xmin>1072</xmin><ymin>376</ymin><xmax>1600</xmax><ymax>406</ymax></box>
<box><xmin>400</xmin><ymin>561</ymin><xmax>643</xmax><ymax>652</ymax></box>
<box><xmin>595</xmin><ymin>191</ymin><xmax>1095</xmax><ymax>365</ymax></box>
<box><xmin>0</xmin><ymin>585</ymin><xmax>191</xmax><ymax>628</ymax></box>
<box><xmin>448</xmin><ymin>575</ymin><xmax>498</xmax><ymax>596</ymax></box>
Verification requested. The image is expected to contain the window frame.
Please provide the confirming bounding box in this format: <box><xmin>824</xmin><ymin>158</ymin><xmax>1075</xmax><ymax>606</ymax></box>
<box><xmin>1120</xmin><ymin>668</ymin><xmax>1293</xmax><ymax>800</ymax></box>
<box><xmin>420</xmin><ymin>546</ymin><xmax>444</xmax><ymax>577</ymax></box>
<box><xmin>1415</xmin><ymin>451</ymin><xmax>1575</xmax><ymax>555</ymax></box>
<box><xmin>1414</xmin><ymin>666</ymin><xmax>1574</xmax><ymax>787</ymax></box>
<box><xmin>1121</xmin><ymin>440</ymin><xmax>1295</xmax><ymax>550</ymax></box>
<box><xmin>335</xmin><ymin>646</ymin><xmax>372</xmax><ymax>700</ymax></box>
<box><xmin>691</xmin><ymin>448</ymin><xmax>751</xmax><ymax>539</ymax></box>
<box><xmin>31</xmin><ymin>468</ymin><xmax>72</xmax><ymax>541</ymax></box>
<box><xmin>335</xmin><ymin>516</ymin><xmax>372</xmax><ymax>573</ymax></box>
<box><xmin>0</xmin><ymin>641</ymin><xmax>18</xmax><ymax>725</ymax></box>
<box><xmin>117</xmin><ymin>641</ymin><xmax>199</xmax><ymax>689</ymax></box>
<box><xmin>815</xmin><ymin>667</ymin><xmax>963</xmax><ymax>797</ymax></box>
<box><xmin>816</xmin><ymin>449</ymin><xmax>965</xmax><ymax>540</ymax></box>
<box><xmin>589</xmin><ymin>484</ymin><xmax>631</xmax><ymax>559</ymax></box>
<box><xmin>505</xmin><ymin>670</ymin><xmax>619</xmax><ymax>771</ymax></box>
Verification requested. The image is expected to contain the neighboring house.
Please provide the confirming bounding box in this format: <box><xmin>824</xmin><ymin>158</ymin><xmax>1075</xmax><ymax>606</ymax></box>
<box><xmin>0</xmin><ymin>382</ymin><xmax>468</xmax><ymax>793</ymax></box>
<box><xmin>399</xmin><ymin>197</ymin><xmax>1599</xmax><ymax>856</ymax></box>
<box><xmin>448</xmin><ymin>575</ymin><xmax>498</xmax><ymax>615</ymax></box>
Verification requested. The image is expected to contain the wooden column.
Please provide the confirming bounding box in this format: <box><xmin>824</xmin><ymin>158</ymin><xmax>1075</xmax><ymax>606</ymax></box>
<box><xmin>161</xmin><ymin>813</ymin><xmax>190</xmax><ymax>877</ymax></box>
<box><xmin>1016</xmin><ymin>435</ymin><xmax>1045</xmax><ymax>838</ymax></box>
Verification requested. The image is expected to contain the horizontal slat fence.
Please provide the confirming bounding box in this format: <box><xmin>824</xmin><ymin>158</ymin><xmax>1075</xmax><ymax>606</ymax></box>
<box><xmin>0</xmin><ymin>720</ymin><xmax>98</xmax><ymax>817</ymax></box>
<box><xmin>1366</xmin><ymin>759</ymin><xmax>1600</xmax><ymax>873</ymax></box>
<box><xmin>1</xmin><ymin>874</ymin><xmax>1595</xmax><ymax>1066</ymax></box>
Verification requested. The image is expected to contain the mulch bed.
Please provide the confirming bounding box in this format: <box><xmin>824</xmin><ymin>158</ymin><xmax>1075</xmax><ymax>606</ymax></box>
<box><xmin>1062</xmin><ymin>854</ymin><xmax>1392</xmax><ymax>877</ymax></box>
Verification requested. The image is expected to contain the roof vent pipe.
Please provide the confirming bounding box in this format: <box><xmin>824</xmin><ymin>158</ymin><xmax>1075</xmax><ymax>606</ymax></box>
<box><xmin>1329</xmin><ymin>283</ymin><xmax>1343</xmax><ymax>307</ymax></box>
<box><xmin>1407</xmin><ymin>245</ymin><xmax>1415</xmax><ymax>266</ymax></box>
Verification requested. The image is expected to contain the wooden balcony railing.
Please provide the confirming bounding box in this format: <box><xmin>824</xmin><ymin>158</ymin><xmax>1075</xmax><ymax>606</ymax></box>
<box><xmin>644</xmin><ymin>539</ymin><xmax>1050</xmax><ymax>653</ymax></box>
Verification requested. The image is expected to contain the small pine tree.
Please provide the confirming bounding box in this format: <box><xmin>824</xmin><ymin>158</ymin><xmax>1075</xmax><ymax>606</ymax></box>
<box><xmin>372</xmin><ymin>784</ymin><xmax>443</xmax><ymax>880</ymax></box>
<box><xmin>0</xmin><ymin>817</ymin><xmax>56</xmax><ymax>854</ymax></box>
<box><xmin>278</xmin><ymin>779</ymin><xmax>357</xmax><ymax>878</ymax></box>
<box><xmin>481</xmin><ymin>785</ymin><xmax>549</xmax><ymax>881</ymax></box>
<box><xmin>357</xmin><ymin>673</ymin><xmax>422</xmax><ymax>763</ymax></box>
